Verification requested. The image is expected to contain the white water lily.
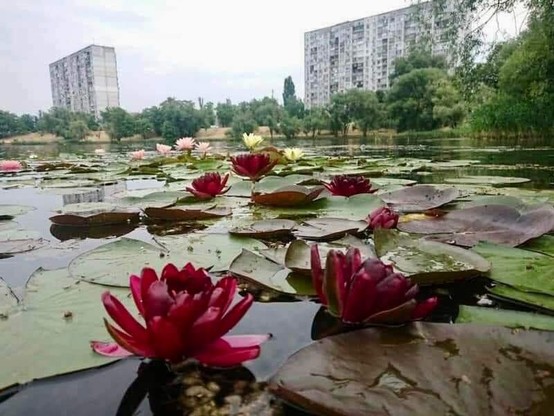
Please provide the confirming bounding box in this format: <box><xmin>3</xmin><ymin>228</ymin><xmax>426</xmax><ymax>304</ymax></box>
<box><xmin>242</xmin><ymin>133</ymin><xmax>264</xmax><ymax>150</ymax></box>
<box><xmin>283</xmin><ymin>147</ymin><xmax>304</xmax><ymax>162</ymax></box>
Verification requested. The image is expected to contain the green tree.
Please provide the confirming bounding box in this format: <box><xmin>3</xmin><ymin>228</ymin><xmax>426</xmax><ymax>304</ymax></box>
<box><xmin>0</xmin><ymin>111</ymin><xmax>23</xmax><ymax>138</ymax></box>
<box><xmin>282</xmin><ymin>76</ymin><xmax>305</xmax><ymax>118</ymax></box>
<box><xmin>327</xmin><ymin>92</ymin><xmax>353</xmax><ymax>137</ymax></box>
<box><xmin>134</xmin><ymin>117</ymin><xmax>155</xmax><ymax>140</ymax></box>
<box><xmin>302</xmin><ymin>107</ymin><xmax>329</xmax><ymax>138</ymax></box>
<box><xmin>230</xmin><ymin>112</ymin><xmax>258</xmax><ymax>139</ymax></box>
<box><xmin>390</xmin><ymin>49</ymin><xmax>447</xmax><ymax>83</ymax></box>
<box><xmin>280</xmin><ymin>115</ymin><xmax>302</xmax><ymax>139</ymax></box>
<box><xmin>19</xmin><ymin>114</ymin><xmax>38</xmax><ymax>133</ymax></box>
<box><xmin>254</xmin><ymin>97</ymin><xmax>282</xmax><ymax>138</ymax></box>
<box><xmin>162</xmin><ymin>120</ymin><xmax>180</xmax><ymax>141</ymax></box>
<box><xmin>216</xmin><ymin>100</ymin><xmax>236</xmax><ymax>127</ymax></box>
<box><xmin>348</xmin><ymin>90</ymin><xmax>381</xmax><ymax>137</ymax></box>
<box><xmin>101</xmin><ymin>107</ymin><xmax>137</xmax><ymax>141</ymax></box>
<box><xmin>432</xmin><ymin>79</ymin><xmax>466</xmax><ymax>128</ymax></box>
<box><xmin>67</xmin><ymin>120</ymin><xmax>89</xmax><ymax>141</ymax></box>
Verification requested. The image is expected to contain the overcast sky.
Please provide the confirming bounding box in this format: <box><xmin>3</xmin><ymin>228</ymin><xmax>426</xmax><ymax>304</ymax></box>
<box><xmin>0</xmin><ymin>0</ymin><xmax>526</xmax><ymax>115</ymax></box>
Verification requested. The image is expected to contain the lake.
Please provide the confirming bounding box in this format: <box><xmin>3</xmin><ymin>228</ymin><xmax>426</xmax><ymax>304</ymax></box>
<box><xmin>0</xmin><ymin>135</ymin><xmax>553</xmax><ymax>415</ymax></box>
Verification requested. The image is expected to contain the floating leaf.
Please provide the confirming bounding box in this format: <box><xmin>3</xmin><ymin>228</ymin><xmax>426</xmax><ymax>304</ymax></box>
<box><xmin>374</xmin><ymin>228</ymin><xmax>490</xmax><ymax>285</ymax></box>
<box><xmin>473</xmin><ymin>242</ymin><xmax>554</xmax><ymax>296</ymax></box>
<box><xmin>0</xmin><ymin>277</ymin><xmax>17</xmax><ymax>316</ymax></box>
<box><xmin>521</xmin><ymin>235</ymin><xmax>554</xmax><ymax>257</ymax></box>
<box><xmin>460</xmin><ymin>195</ymin><xmax>529</xmax><ymax>210</ymax></box>
<box><xmin>0</xmin><ymin>268</ymin><xmax>133</xmax><ymax>390</ymax></box>
<box><xmin>50</xmin><ymin>223</ymin><xmax>138</xmax><ymax>241</ymax></box>
<box><xmin>0</xmin><ymin>229</ymin><xmax>45</xmax><ymax>255</ymax></box>
<box><xmin>229</xmin><ymin>219</ymin><xmax>296</xmax><ymax>239</ymax></box>
<box><xmin>380</xmin><ymin>185</ymin><xmax>459</xmax><ymax>212</ymax></box>
<box><xmin>116</xmin><ymin>190</ymin><xmax>181</xmax><ymax>209</ymax></box>
<box><xmin>68</xmin><ymin>238</ymin><xmax>168</xmax><ymax>287</ymax></box>
<box><xmin>252</xmin><ymin>185</ymin><xmax>324</xmax><ymax>207</ymax></box>
<box><xmin>270</xmin><ymin>323</ymin><xmax>554</xmax><ymax>416</ymax></box>
<box><xmin>293</xmin><ymin>218</ymin><xmax>368</xmax><ymax>241</ymax></box>
<box><xmin>445</xmin><ymin>175</ymin><xmax>530</xmax><ymax>185</ymax></box>
<box><xmin>399</xmin><ymin>204</ymin><xmax>554</xmax><ymax>247</ymax></box>
<box><xmin>457</xmin><ymin>305</ymin><xmax>554</xmax><ymax>331</ymax></box>
<box><xmin>488</xmin><ymin>284</ymin><xmax>554</xmax><ymax>313</ymax></box>
<box><xmin>49</xmin><ymin>212</ymin><xmax>140</xmax><ymax>227</ymax></box>
<box><xmin>154</xmin><ymin>233</ymin><xmax>266</xmax><ymax>272</ymax></box>
<box><xmin>0</xmin><ymin>205</ymin><xmax>35</xmax><ymax>220</ymax></box>
<box><xmin>144</xmin><ymin>206</ymin><xmax>231</xmax><ymax>221</ymax></box>
<box><xmin>229</xmin><ymin>249</ymin><xmax>315</xmax><ymax>296</ymax></box>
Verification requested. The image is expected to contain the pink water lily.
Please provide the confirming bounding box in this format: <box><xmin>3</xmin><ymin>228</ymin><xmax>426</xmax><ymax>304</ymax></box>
<box><xmin>323</xmin><ymin>175</ymin><xmax>377</xmax><ymax>197</ymax></box>
<box><xmin>0</xmin><ymin>160</ymin><xmax>22</xmax><ymax>172</ymax></box>
<box><xmin>92</xmin><ymin>263</ymin><xmax>268</xmax><ymax>367</ymax></box>
<box><xmin>195</xmin><ymin>142</ymin><xmax>212</xmax><ymax>157</ymax></box>
<box><xmin>367</xmin><ymin>206</ymin><xmax>399</xmax><ymax>230</ymax></box>
<box><xmin>311</xmin><ymin>245</ymin><xmax>437</xmax><ymax>324</ymax></box>
<box><xmin>130</xmin><ymin>149</ymin><xmax>146</xmax><ymax>161</ymax></box>
<box><xmin>156</xmin><ymin>143</ymin><xmax>172</xmax><ymax>155</ymax></box>
<box><xmin>175</xmin><ymin>137</ymin><xmax>197</xmax><ymax>151</ymax></box>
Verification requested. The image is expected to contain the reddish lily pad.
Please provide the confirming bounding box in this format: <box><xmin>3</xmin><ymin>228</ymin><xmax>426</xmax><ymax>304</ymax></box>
<box><xmin>380</xmin><ymin>185</ymin><xmax>459</xmax><ymax>212</ymax></box>
<box><xmin>144</xmin><ymin>206</ymin><xmax>231</xmax><ymax>221</ymax></box>
<box><xmin>252</xmin><ymin>185</ymin><xmax>324</xmax><ymax>207</ymax></box>
<box><xmin>293</xmin><ymin>218</ymin><xmax>369</xmax><ymax>241</ymax></box>
<box><xmin>270</xmin><ymin>323</ymin><xmax>554</xmax><ymax>416</ymax></box>
<box><xmin>374</xmin><ymin>228</ymin><xmax>490</xmax><ymax>285</ymax></box>
<box><xmin>229</xmin><ymin>219</ymin><xmax>297</xmax><ymax>239</ymax></box>
<box><xmin>49</xmin><ymin>212</ymin><xmax>140</xmax><ymax>227</ymax></box>
<box><xmin>400</xmin><ymin>204</ymin><xmax>554</xmax><ymax>247</ymax></box>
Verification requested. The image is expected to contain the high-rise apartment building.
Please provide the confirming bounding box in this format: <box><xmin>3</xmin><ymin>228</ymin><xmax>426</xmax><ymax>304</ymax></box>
<box><xmin>304</xmin><ymin>1</ymin><xmax>458</xmax><ymax>108</ymax></box>
<box><xmin>49</xmin><ymin>45</ymin><xmax>120</xmax><ymax>118</ymax></box>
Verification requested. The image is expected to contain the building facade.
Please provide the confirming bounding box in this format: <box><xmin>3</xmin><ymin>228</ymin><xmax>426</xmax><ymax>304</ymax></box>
<box><xmin>304</xmin><ymin>1</ymin><xmax>457</xmax><ymax>108</ymax></box>
<box><xmin>49</xmin><ymin>45</ymin><xmax>120</xmax><ymax>118</ymax></box>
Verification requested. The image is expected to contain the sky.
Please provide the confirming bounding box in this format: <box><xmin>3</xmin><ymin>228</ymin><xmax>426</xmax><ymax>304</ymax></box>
<box><xmin>0</xmin><ymin>0</ymin><xmax>527</xmax><ymax>115</ymax></box>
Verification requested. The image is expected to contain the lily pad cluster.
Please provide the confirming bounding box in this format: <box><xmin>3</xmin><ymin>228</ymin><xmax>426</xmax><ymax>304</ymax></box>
<box><xmin>1</xmin><ymin>142</ymin><xmax>554</xmax><ymax>414</ymax></box>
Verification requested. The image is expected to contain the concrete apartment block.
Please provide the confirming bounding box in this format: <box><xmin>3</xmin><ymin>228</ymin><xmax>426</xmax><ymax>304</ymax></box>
<box><xmin>304</xmin><ymin>1</ymin><xmax>459</xmax><ymax>108</ymax></box>
<box><xmin>49</xmin><ymin>45</ymin><xmax>120</xmax><ymax>118</ymax></box>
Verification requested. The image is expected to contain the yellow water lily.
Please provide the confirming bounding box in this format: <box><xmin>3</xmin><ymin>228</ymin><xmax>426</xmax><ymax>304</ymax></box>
<box><xmin>283</xmin><ymin>147</ymin><xmax>304</xmax><ymax>162</ymax></box>
<box><xmin>242</xmin><ymin>133</ymin><xmax>264</xmax><ymax>150</ymax></box>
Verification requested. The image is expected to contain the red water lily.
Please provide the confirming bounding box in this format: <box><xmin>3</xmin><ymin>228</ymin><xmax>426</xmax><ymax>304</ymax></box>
<box><xmin>186</xmin><ymin>172</ymin><xmax>230</xmax><ymax>199</ymax></box>
<box><xmin>323</xmin><ymin>175</ymin><xmax>377</xmax><ymax>197</ymax></box>
<box><xmin>230</xmin><ymin>153</ymin><xmax>277</xmax><ymax>181</ymax></box>
<box><xmin>367</xmin><ymin>206</ymin><xmax>399</xmax><ymax>230</ymax></box>
<box><xmin>92</xmin><ymin>263</ymin><xmax>268</xmax><ymax>367</ymax></box>
<box><xmin>311</xmin><ymin>245</ymin><xmax>437</xmax><ymax>324</ymax></box>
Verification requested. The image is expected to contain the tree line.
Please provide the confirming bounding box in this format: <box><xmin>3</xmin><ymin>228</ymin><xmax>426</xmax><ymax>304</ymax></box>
<box><xmin>1</xmin><ymin>2</ymin><xmax>552</xmax><ymax>141</ymax></box>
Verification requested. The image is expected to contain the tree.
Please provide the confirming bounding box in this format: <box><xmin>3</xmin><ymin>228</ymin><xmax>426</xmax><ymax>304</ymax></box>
<box><xmin>254</xmin><ymin>97</ymin><xmax>282</xmax><ymax>138</ymax></box>
<box><xmin>101</xmin><ymin>107</ymin><xmax>136</xmax><ymax>141</ymax></box>
<box><xmin>0</xmin><ymin>111</ymin><xmax>23</xmax><ymax>138</ymax></box>
<box><xmin>348</xmin><ymin>90</ymin><xmax>381</xmax><ymax>137</ymax></box>
<box><xmin>216</xmin><ymin>100</ymin><xmax>236</xmax><ymax>127</ymax></box>
<box><xmin>134</xmin><ymin>117</ymin><xmax>155</xmax><ymax>140</ymax></box>
<box><xmin>387</xmin><ymin>68</ymin><xmax>448</xmax><ymax>131</ymax></box>
<box><xmin>390</xmin><ymin>49</ymin><xmax>447</xmax><ymax>83</ymax></box>
<box><xmin>302</xmin><ymin>107</ymin><xmax>329</xmax><ymax>138</ymax></box>
<box><xmin>280</xmin><ymin>116</ymin><xmax>302</xmax><ymax>139</ymax></box>
<box><xmin>327</xmin><ymin>93</ymin><xmax>353</xmax><ymax>137</ymax></box>
<box><xmin>432</xmin><ymin>79</ymin><xmax>466</xmax><ymax>128</ymax></box>
<box><xmin>230</xmin><ymin>112</ymin><xmax>258</xmax><ymax>139</ymax></box>
<box><xmin>19</xmin><ymin>114</ymin><xmax>38</xmax><ymax>133</ymax></box>
<box><xmin>67</xmin><ymin>120</ymin><xmax>89</xmax><ymax>141</ymax></box>
<box><xmin>282</xmin><ymin>76</ymin><xmax>305</xmax><ymax>118</ymax></box>
<box><xmin>162</xmin><ymin>120</ymin><xmax>180</xmax><ymax>141</ymax></box>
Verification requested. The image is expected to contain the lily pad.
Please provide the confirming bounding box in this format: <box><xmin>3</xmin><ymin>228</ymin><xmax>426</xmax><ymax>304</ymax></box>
<box><xmin>460</xmin><ymin>195</ymin><xmax>529</xmax><ymax>210</ymax></box>
<box><xmin>154</xmin><ymin>233</ymin><xmax>266</xmax><ymax>272</ymax></box>
<box><xmin>457</xmin><ymin>306</ymin><xmax>554</xmax><ymax>331</ymax></box>
<box><xmin>68</xmin><ymin>238</ymin><xmax>169</xmax><ymax>287</ymax></box>
<box><xmin>49</xmin><ymin>211</ymin><xmax>140</xmax><ymax>227</ymax></box>
<box><xmin>380</xmin><ymin>185</ymin><xmax>459</xmax><ymax>212</ymax></box>
<box><xmin>293</xmin><ymin>218</ymin><xmax>369</xmax><ymax>241</ymax></box>
<box><xmin>445</xmin><ymin>175</ymin><xmax>531</xmax><ymax>185</ymax></box>
<box><xmin>144</xmin><ymin>206</ymin><xmax>231</xmax><ymax>221</ymax></box>
<box><xmin>0</xmin><ymin>268</ymin><xmax>133</xmax><ymax>390</ymax></box>
<box><xmin>0</xmin><ymin>205</ymin><xmax>35</xmax><ymax>220</ymax></box>
<box><xmin>488</xmin><ymin>284</ymin><xmax>554</xmax><ymax>313</ymax></box>
<box><xmin>229</xmin><ymin>249</ymin><xmax>316</xmax><ymax>296</ymax></box>
<box><xmin>0</xmin><ymin>229</ymin><xmax>45</xmax><ymax>255</ymax></box>
<box><xmin>252</xmin><ymin>185</ymin><xmax>324</xmax><ymax>207</ymax></box>
<box><xmin>522</xmin><ymin>235</ymin><xmax>554</xmax><ymax>257</ymax></box>
<box><xmin>270</xmin><ymin>323</ymin><xmax>554</xmax><ymax>416</ymax></box>
<box><xmin>399</xmin><ymin>204</ymin><xmax>554</xmax><ymax>247</ymax></box>
<box><xmin>116</xmin><ymin>190</ymin><xmax>181</xmax><ymax>209</ymax></box>
<box><xmin>229</xmin><ymin>219</ymin><xmax>297</xmax><ymax>239</ymax></box>
<box><xmin>472</xmin><ymin>242</ymin><xmax>554</xmax><ymax>296</ymax></box>
<box><xmin>374</xmin><ymin>228</ymin><xmax>490</xmax><ymax>285</ymax></box>
<box><xmin>0</xmin><ymin>277</ymin><xmax>17</xmax><ymax>316</ymax></box>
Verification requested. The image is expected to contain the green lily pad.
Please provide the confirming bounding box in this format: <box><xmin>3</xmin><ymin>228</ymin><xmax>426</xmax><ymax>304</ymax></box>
<box><xmin>472</xmin><ymin>242</ymin><xmax>554</xmax><ymax>297</ymax></box>
<box><xmin>380</xmin><ymin>185</ymin><xmax>460</xmax><ymax>212</ymax></box>
<box><xmin>521</xmin><ymin>235</ymin><xmax>554</xmax><ymax>257</ymax></box>
<box><xmin>154</xmin><ymin>232</ymin><xmax>266</xmax><ymax>272</ymax></box>
<box><xmin>374</xmin><ymin>229</ymin><xmax>490</xmax><ymax>285</ymax></box>
<box><xmin>457</xmin><ymin>306</ymin><xmax>554</xmax><ymax>331</ymax></box>
<box><xmin>270</xmin><ymin>323</ymin><xmax>554</xmax><ymax>416</ymax></box>
<box><xmin>488</xmin><ymin>284</ymin><xmax>554</xmax><ymax>313</ymax></box>
<box><xmin>0</xmin><ymin>229</ymin><xmax>45</xmax><ymax>255</ymax></box>
<box><xmin>293</xmin><ymin>218</ymin><xmax>369</xmax><ymax>241</ymax></box>
<box><xmin>229</xmin><ymin>249</ymin><xmax>316</xmax><ymax>296</ymax></box>
<box><xmin>445</xmin><ymin>176</ymin><xmax>531</xmax><ymax>185</ymax></box>
<box><xmin>229</xmin><ymin>219</ymin><xmax>297</xmax><ymax>239</ymax></box>
<box><xmin>117</xmin><ymin>191</ymin><xmax>182</xmax><ymax>209</ymax></box>
<box><xmin>0</xmin><ymin>277</ymin><xmax>17</xmax><ymax>316</ymax></box>
<box><xmin>399</xmin><ymin>204</ymin><xmax>554</xmax><ymax>247</ymax></box>
<box><xmin>0</xmin><ymin>205</ymin><xmax>35</xmax><ymax>220</ymax></box>
<box><xmin>69</xmin><ymin>238</ymin><xmax>169</xmax><ymax>287</ymax></box>
<box><xmin>0</xmin><ymin>267</ymin><xmax>134</xmax><ymax>390</ymax></box>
